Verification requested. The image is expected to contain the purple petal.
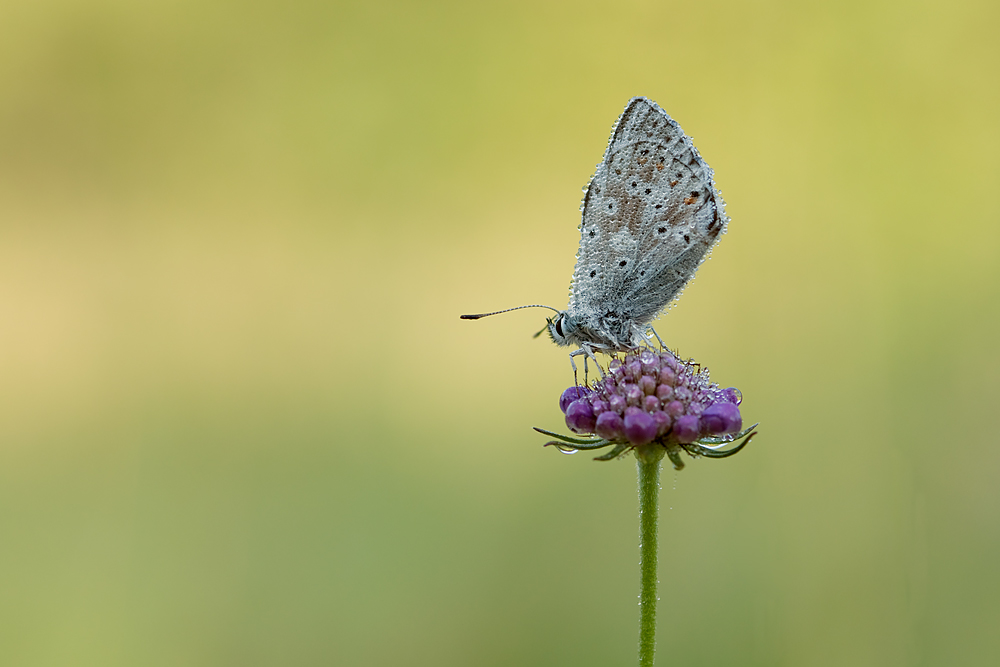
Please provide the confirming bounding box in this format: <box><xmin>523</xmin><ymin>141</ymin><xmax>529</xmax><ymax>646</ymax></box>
<box><xmin>655</xmin><ymin>383</ymin><xmax>674</xmax><ymax>401</ymax></box>
<box><xmin>624</xmin><ymin>411</ymin><xmax>658</xmax><ymax>446</ymax></box>
<box><xmin>565</xmin><ymin>399</ymin><xmax>597</xmax><ymax>434</ymax></box>
<box><xmin>651</xmin><ymin>410</ymin><xmax>672</xmax><ymax>436</ymax></box>
<box><xmin>657</xmin><ymin>367</ymin><xmax>676</xmax><ymax>385</ymax></box>
<box><xmin>672</xmin><ymin>415</ymin><xmax>700</xmax><ymax>444</ymax></box>
<box><xmin>665</xmin><ymin>400</ymin><xmax>685</xmax><ymax>418</ymax></box>
<box><xmin>625</xmin><ymin>384</ymin><xmax>643</xmax><ymax>406</ymax></box>
<box><xmin>559</xmin><ymin>386</ymin><xmax>592</xmax><ymax>414</ymax></box>
<box><xmin>700</xmin><ymin>402</ymin><xmax>743</xmax><ymax>436</ymax></box>
<box><xmin>595</xmin><ymin>411</ymin><xmax>624</xmax><ymax>440</ymax></box>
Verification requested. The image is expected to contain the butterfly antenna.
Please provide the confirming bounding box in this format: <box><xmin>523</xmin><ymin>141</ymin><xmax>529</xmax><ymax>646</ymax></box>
<box><xmin>460</xmin><ymin>305</ymin><xmax>560</xmax><ymax>320</ymax></box>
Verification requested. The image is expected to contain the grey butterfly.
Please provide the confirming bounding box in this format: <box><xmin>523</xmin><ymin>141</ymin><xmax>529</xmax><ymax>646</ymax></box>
<box><xmin>464</xmin><ymin>97</ymin><xmax>727</xmax><ymax>364</ymax></box>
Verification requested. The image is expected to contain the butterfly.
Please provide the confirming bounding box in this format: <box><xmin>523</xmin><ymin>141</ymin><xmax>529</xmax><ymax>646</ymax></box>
<box><xmin>464</xmin><ymin>97</ymin><xmax>727</xmax><ymax>368</ymax></box>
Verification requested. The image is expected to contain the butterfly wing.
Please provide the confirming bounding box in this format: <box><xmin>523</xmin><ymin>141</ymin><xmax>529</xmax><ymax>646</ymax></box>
<box><xmin>568</xmin><ymin>97</ymin><xmax>727</xmax><ymax>328</ymax></box>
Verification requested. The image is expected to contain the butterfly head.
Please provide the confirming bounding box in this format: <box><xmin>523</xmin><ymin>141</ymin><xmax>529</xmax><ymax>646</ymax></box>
<box><xmin>545</xmin><ymin>311</ymin><xmax>576</xmax><ymax>347</ymax></box>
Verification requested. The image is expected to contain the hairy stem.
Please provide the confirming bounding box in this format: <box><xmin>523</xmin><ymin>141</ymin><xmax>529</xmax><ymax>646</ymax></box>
<box><xmin>635</xmin><ymin>444</ymin><xmax>665</xmax><ymax>667</ymax></box>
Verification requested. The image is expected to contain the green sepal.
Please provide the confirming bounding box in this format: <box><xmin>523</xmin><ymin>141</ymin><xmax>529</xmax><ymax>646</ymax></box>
<box><xmin>593</xmin><ymin>443</ymin><xmax>632</xmax><ymax>461</ymax></box>
<box><xmin>696</xmin><ymin>422</ymin><xmax>759</xmax><ymax>445</ymax></box>
<box><xmin>533</xmin><ymin>427</ymin><xmax>605</xmax><ymax>446</ymax></box>
<box><xmin>683</xmin><ymin>429</ymin><xmax>757</xmax><ymax>459</ymax></box>
<box><xmin>666</xmin><ymin>448</ymin><xmax>686</xmax><ymax>470</ymax></box>
<box><xmin>543</xmin><ymin>439</ymin><xmax>615</xmax><ymax>452</ymax></box>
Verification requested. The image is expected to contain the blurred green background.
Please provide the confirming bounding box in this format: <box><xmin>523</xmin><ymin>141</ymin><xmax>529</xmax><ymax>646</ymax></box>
<box><xmin>1</xmin><ymin>0</ymin><xmax>998</xmax><ymax>665</ymax></box>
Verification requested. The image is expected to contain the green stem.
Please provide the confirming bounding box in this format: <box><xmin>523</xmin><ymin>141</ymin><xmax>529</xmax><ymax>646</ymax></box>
<box><xmin>635</xmin><ymin>444</ymin><xmax>665</xmax><ymax>667</ymax></box>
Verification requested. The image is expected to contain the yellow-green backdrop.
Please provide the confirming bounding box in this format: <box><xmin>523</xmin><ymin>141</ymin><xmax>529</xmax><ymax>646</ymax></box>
<box><xmin>1</xmin><ymin>1</ymin><xmax>998</xmax><ymax>665</ymax></box>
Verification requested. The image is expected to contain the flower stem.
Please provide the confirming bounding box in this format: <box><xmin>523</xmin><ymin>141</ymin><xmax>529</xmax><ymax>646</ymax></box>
<box><xmin>635</xmin><ymin>444</ymin><xmax>665</xmax><ymax>667</ymax></box>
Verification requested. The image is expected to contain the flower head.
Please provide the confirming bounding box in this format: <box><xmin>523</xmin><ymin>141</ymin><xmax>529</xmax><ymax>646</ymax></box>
<box><xmin>538</xmin><ymin>348</ymin><xmax>757</xmax><ymax>469</ymax></box>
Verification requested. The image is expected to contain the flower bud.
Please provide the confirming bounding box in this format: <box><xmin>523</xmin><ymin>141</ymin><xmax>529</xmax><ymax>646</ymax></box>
<box><xmin>651</xmin><ymin>410</ymin><xmax>672</xmax><ymax>436</ymax></box>
<box><xmin>559</xmin><ymin>386</ymin><xmax>592</xmax><ymax>414</ymax></box>
<box><xmin>565</xmin><ymin>399</ymin><xmax>596</xmax><ymax>434</ymax></box>
<box><xmin>595</xmin><ymin>411</ymin><xmax>624</xmax><ymax>440</ymax></box>
<box><xmin>672</xmin><ymin>415</ymin><xmax>700</xmax><ymax>444</ymax></box>
<box><xmin>700</xmin><ymin>402</ymin><xmax>742</xmax><ymax>436</ymax></box>
<box><xmin>665</xmin><ymin>400</ymin><xmax>685</xmax><ymax>418</ymax></box>
<box><xmin>624</xmin><ymin>411</ymin><xmax>657</xmax><ymax>446</ymax></box>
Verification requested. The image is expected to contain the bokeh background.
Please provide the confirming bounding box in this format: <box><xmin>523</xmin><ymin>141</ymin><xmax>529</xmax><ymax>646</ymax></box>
<box><xmin>1</xmin><ymin>0</ymin><xmax>998</xmax><ymax>665</ymax></box>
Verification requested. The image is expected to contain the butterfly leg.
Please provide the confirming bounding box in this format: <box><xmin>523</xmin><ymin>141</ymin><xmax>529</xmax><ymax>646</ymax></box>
<box><xmin>648</xmin><ymin>325</ymin><xmax>667</xmax><ymax>350</ymax></box>
<box><xmin>569</xmin><ymin>347</ymin><xmax>587</xmax><ymax>387</ymax></box>
<box><xmin>633</xmin><ymin>327</ymin><xmax>657</xmax><ymax>351</ymax></box>
<box><xmin>588</xmin><ymin>347</ymin><xmax>607</xmax><ymax>379</ymax></box>
<box><xmin>568</xmin><ymin>346</ymin><xmax>606</xmax><ymax>386</ymax></box>
<box><xmin>581</xmin><ymin>344</ymin><xmax>607</xmax><ymax>381</ymax></box>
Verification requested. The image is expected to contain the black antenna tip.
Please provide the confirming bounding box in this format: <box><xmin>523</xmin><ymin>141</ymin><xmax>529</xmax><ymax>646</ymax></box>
<box><xmin>461</xmin><ymin>305</ymin><xmax>560</xmax><ymax>320</ymax></box>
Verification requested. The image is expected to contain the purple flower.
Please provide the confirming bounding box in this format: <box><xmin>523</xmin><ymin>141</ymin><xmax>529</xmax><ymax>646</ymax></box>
<box><xmin>541</xmin><ymin>347</ymin><xmax>756</xmax><ymax>467</ymax></box>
